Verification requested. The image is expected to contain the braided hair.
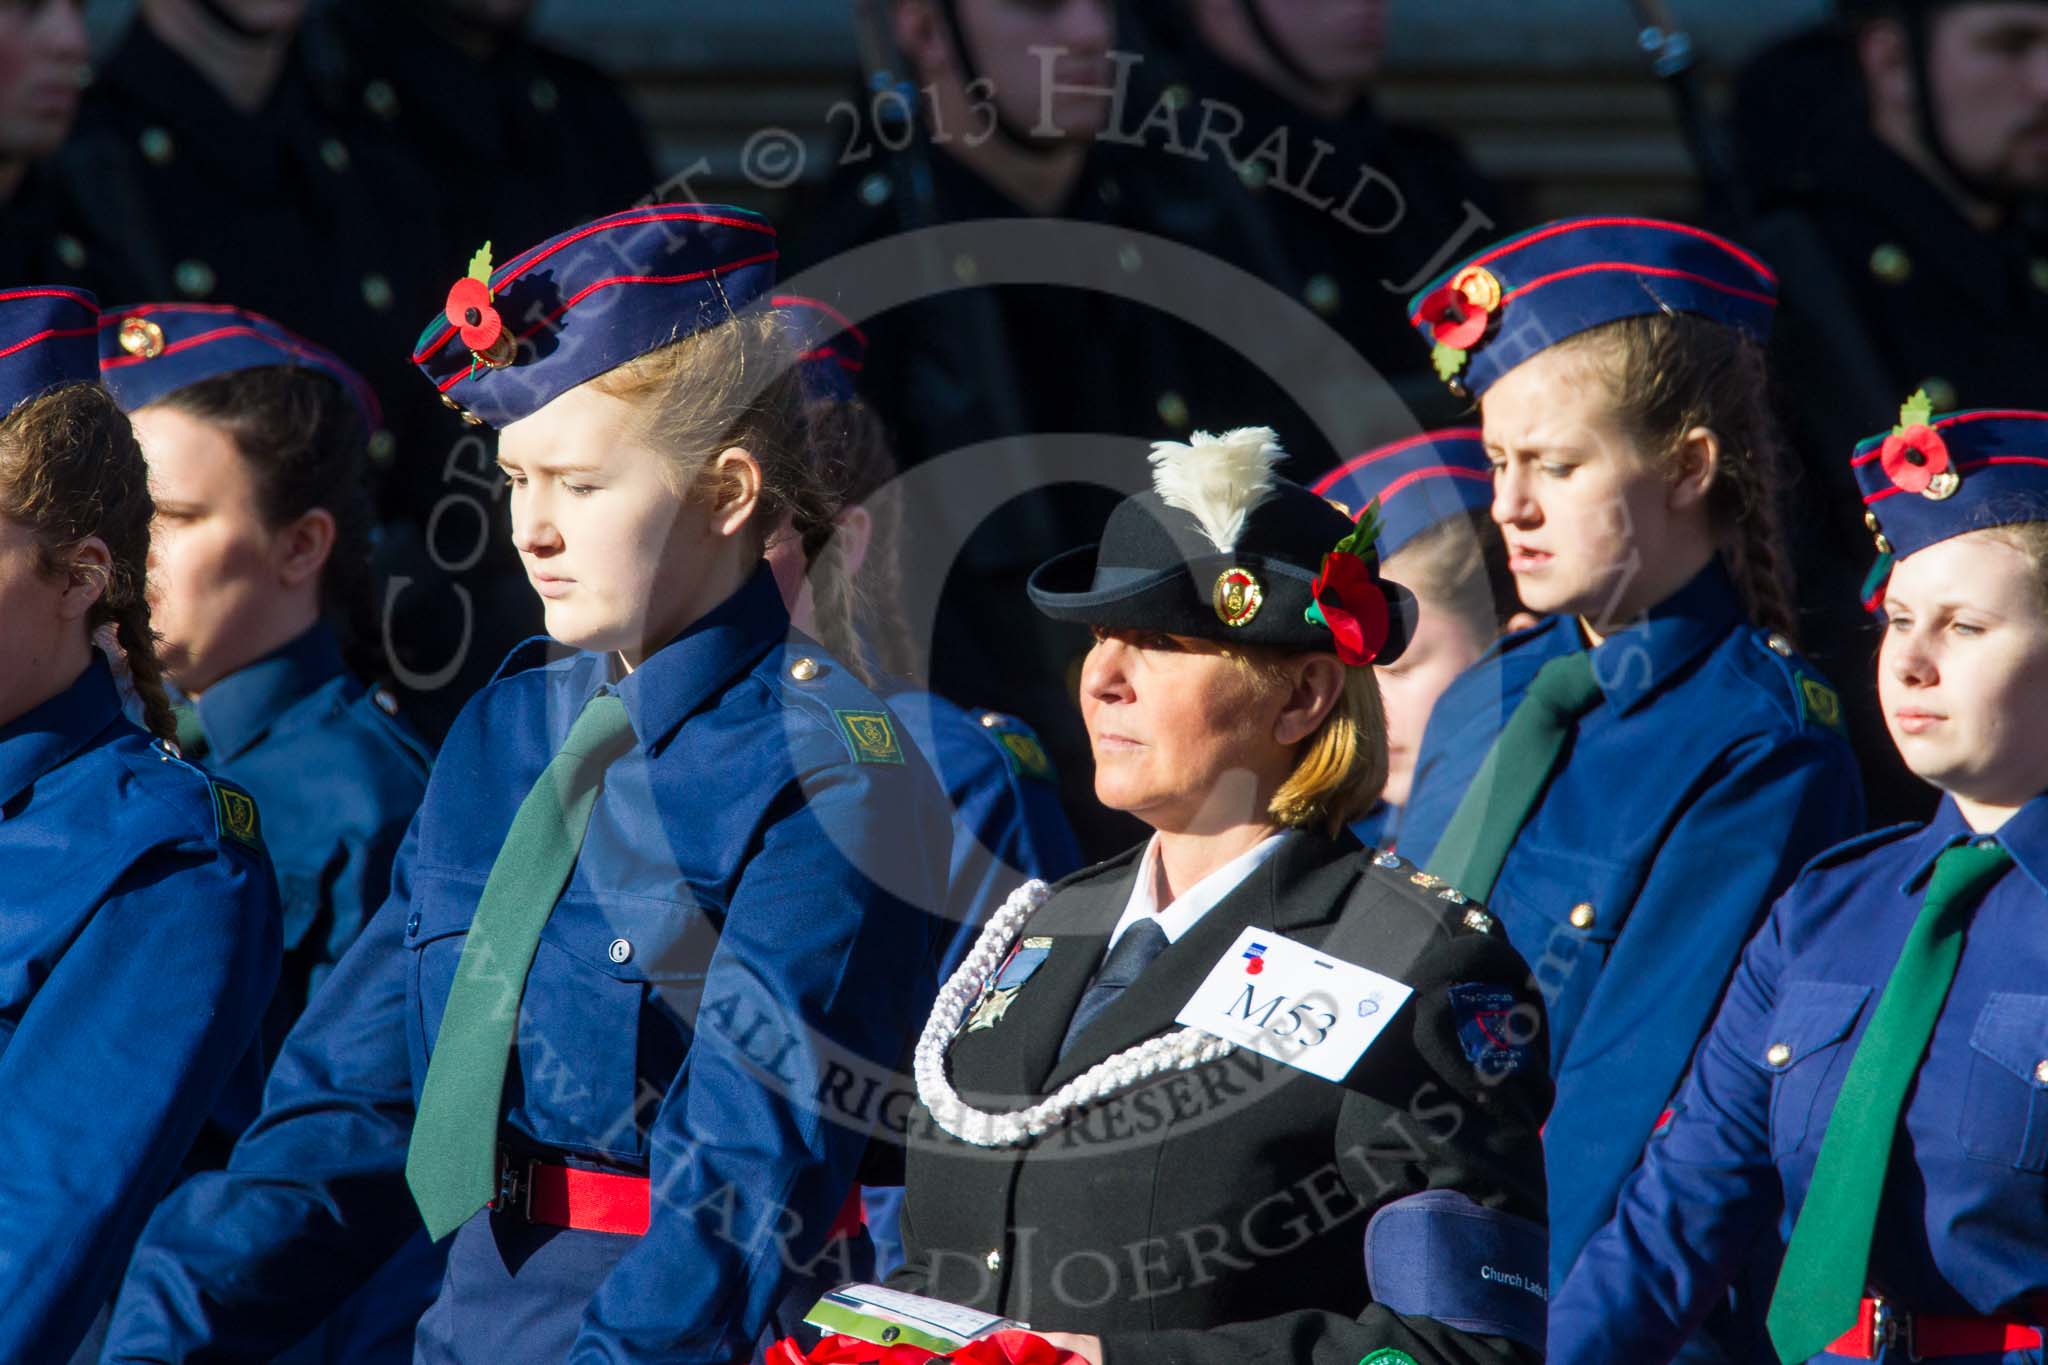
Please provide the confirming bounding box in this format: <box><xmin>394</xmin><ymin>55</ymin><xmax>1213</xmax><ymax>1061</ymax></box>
<box><xmin>1566</xmin><ymin>312</ymin><xmax>1801</xmax><ymax>642</ymax></box>
<box><xmin>0</xmin><ymin>384</ymin><xmax>178</xmax><ymax>741</ymax></box>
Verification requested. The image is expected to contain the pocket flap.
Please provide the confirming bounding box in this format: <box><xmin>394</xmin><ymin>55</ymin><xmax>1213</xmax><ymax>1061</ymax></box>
<box><xmin>404</xmin><ymin>870</ymin><xmax>716</xmax><ymax>982</ymax></box>
<box><xmin>1969</xmin><ymin>993</ymin><xmax>2048</xmax><ymax>1088</ymax></box>
<box><xmin>1491</xmin><ymin>841</ymin><xmax>1637</xmax><ymax>945</ymax></box>
<box><xmin>1761</xmin><ymin>981</ymin><xmax>1870</xmax><ymax>1072</ymax></box>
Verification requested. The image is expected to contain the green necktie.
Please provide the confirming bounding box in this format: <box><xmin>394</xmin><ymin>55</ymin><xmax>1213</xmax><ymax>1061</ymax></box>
<box><xmin>1766</xmin><ymin>839</ymin><xmax>2014</xmax><ymax>1363</ymax></box>
<box><xmin>405</xmin><ymin>692</ymin><xmax>638</xmax><ymax>1241</ymax></box>
<box><xmin>1425</xmin><ymin>651</ymin><xmax>1603</xmax><ymax>902</ymax></box>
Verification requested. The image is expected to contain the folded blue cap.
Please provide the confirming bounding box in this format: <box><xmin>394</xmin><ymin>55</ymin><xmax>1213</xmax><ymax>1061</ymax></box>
<box><xmin>412</xmin><ymin>204</ymin><xmax>781</xmax><ymax>429</ymax></box>
<box><xmin>0</xmin><ymin>287</ymin><xmax>100</xmax><ymax>415</ymax></box>
<box><xmin>1409</xmin><ymin>216</ymin><xmax>1777</xmax><ymax>398</ymax></box>
<box><xmin>98</xmin><ymin>302</ymin><xmax>381</xmax><ymax>434</ymax></box>
<box><xmin>1312</xmin><ymin>429</ymin><xmax>1493</xmax><ymax>560</ymax></box>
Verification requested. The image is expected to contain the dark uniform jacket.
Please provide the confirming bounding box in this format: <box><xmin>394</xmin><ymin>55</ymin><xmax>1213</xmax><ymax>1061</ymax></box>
<box><xmin>893</xmin><ymin>829</ymin><xmax>1552</xmax><ymax>1365</ymax></box>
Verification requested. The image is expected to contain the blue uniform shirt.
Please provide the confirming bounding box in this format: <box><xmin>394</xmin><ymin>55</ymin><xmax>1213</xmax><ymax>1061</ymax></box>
<box><xmin>1555</xmin><ymin>794</ymin><xmax>2048</xmax><ymax>1363</ymax></box>
<box><xmin>883</xmin><ymin>690</ymin><xmax>1082</xmax><ymax>979</ymax></box>
<box><xmin>188</xmin><ymin>623</ymin><xmax>431</xmax><ymax>1041</ymax></box>
<box><xmin>1398</xmin><ymin>563</ymin><xmax>1866</xmax><ymax>1281</ymax></box>
<box><xmin>104</xmin><ymin>567</ymin><xmax>952</xmax><ymax>1365</ymax></box>
<box><xmin>857</xmin><ymin>690</ymin><xmax>1081</xmax><ymax>1279</ymax></box>
<box><xmin>0</xmin><ymin>657</ymin><xmax>280</xmax><ymax>1362</ymax></box>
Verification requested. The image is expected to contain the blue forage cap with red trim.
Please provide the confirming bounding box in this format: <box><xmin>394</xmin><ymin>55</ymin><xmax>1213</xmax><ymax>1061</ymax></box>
<box><xmin>98</xmin><ymin>302</ymin><xmax>382</xmax><ymax>434</ymax></box>
<box><xmin>1408</xmin><ymin>216</ymin><xmax>1778</xmax><ymax>398</ymax></box>
<box><xmin>775</xmin><ymin>294</ymin><xmax>865</xmax><ymax>402</ymax></box>
<box><xmin>1852</xmin><ymin>394</ymin><xmax>2048</xmax><ymax>611</ymax></box>
<box><xmin>1311</xmin><ymin>428</ymin><xmax>1492</xmax><ymax>560</ymax></box>
<box><xmin>412</xmin><ymin>203</ymin><xmax>781</xmax><ymax>429</ymax></box>
<box><xmin>0</xmin><ymin>286</ymin><xmax>100</xmax><ymax>415</ymax></box>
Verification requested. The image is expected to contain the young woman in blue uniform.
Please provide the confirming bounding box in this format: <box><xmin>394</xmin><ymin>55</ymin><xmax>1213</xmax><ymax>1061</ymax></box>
<box><xmin>1552</xmin><ymin>406</ymin><xmax>2048</xmax><ymax>1364</ymax></box>
<box><xmin>0</xmin><ymin>287</ymin><xmax>279</xmax><ymax>1362</ymax></box>
<box><xmin>100</xmin><ymin>303</ymin><xmax>432</xmax><ymax>1041</ymax></box>
<box><xmin>1393</xmin><ymin>219</ymin><xmax>1869</xmax><ymax>1293</ymax></box>
<box><xmin>101</xmin><ymin>206</ymin><xmax>954</xmax><ymax>1364</ymax></box>
<box><xmin>1311</xmin><ymin>429</ymin><xmax>1518</xmax><ymax>851</ymax></box>
<box><xmin>769</xmin><ymin>294</ymin><xmax>1084</xmax><ymax>1282</ymax></box>
<box><xmin>100</xmin><ymin>303</ymin><xmax>440</xmax><ymax>1363</ymax></box>
<box><xmin>774</xmin><ymin>294</ymin><xmax>1083</xmax><ymax>977</ymax></box>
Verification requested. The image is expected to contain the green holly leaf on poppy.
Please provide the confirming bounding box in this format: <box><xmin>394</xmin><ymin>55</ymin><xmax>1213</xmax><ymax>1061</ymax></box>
<box><xmin>1894</xmin><ymin>387</ymin><xmax>1932</xmax><ymax>436</ymax></box>
<box><xmin>1332</xmin><ymin>496</ymin><xmax>1383</xmax><ymax>560</ymax></box>
<box><xmin>466</xmin><ymin>242</ymin><xmax>495</xmax><ymax>297</ymax></box>
<box><xmin>1432</xmin><ymin>342</ymin><xmax>1467</xmax><ymax>382</ymax></box>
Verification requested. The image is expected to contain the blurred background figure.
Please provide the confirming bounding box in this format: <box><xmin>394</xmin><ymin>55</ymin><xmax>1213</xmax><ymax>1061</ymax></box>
<box><xmin>0</xmin><ymin>0</ymin><xmax>94</xmax><ymax>281</ymax></box>
<box><xmin>1732</xmin><ymin>0</ymin><xmax>2048</xmax><ymax>824</ymax></box>
<box><xmin>318</xmin><ymin>0</ymin><xmax>657</xmax><ymax>273</ymax></box>
<box><xmin>1120</xmin><ymin>0</ymin><xmax>1513</xmax><ymax>423</ymax></box>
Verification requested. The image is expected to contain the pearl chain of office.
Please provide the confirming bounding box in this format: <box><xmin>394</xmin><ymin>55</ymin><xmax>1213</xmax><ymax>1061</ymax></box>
<box><xmin>914</xmin><ymin>879</ymin><xmax>1237</xmax><ymax>1149</ymax></box>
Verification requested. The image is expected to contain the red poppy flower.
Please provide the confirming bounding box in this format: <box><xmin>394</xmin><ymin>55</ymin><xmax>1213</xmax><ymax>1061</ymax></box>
<box><xmin>1417</xmin><ymin>282</ymin><xmax>1490</xmax><ymax>351</ymax></box>
<box><xmin>1310</xmin><ymin>551</ymin><xmax>1391</xmax><ymax>666</ymax></box>
<box><xmin>444</xmin><ymin>276</ymin><xmax>504</xmax><ymax>354</ymax></box>
<box><xmin>1878</xmin><ymin>424</ymin><xmax>1950</xmax><ymax>495</ymax></box>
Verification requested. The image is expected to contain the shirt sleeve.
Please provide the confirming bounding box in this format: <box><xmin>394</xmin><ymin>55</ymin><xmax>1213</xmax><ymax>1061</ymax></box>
<box><xmin>569</xmin><ymin>757</ymin><xmax>945</xmax><ymax>1363</ymax></box>
<box><xmin>1548</xmin><ymin>889</ymin><xmax>1795</xmax><ymax>1363</ymax></box>
<box><xmin>1541</xmin><ymin>729</ymin><xmax>1862</xmax><ymax>1274</ymax></box>
<box><xmin>0</xmin><ymin>838</ymin><xmax>279</xmax><ymax>1363</ymax></box>
<box><xmin>103</xmin><ymin>819</ymin><xmax>424</xmax><ymax>1362</ymax></box>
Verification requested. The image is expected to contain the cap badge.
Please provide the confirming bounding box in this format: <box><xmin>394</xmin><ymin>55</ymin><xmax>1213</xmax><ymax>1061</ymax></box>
<box><xmin>117</xmin><ymin>317</ymin><xmax>166</xmax><ymax>359</ymax></box>
<box><xmin>1213</xmin><ymin>567</ymin><xmax>1264</xmax><ymax>627</ymax></box>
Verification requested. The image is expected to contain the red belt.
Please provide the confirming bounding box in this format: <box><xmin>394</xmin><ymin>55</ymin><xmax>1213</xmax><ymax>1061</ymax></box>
<box><xmin>1826</xmin><ymin>1297</ymin><xmax>2044</xmax><ymax>1359</ymax></box>
<box><xmin>497</xmin><ymin>1157</ymin><xmax>865</xmax><ymax>1240</ymax></box>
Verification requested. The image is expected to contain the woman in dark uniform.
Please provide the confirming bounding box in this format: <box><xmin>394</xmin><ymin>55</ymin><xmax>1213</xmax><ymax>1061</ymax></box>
<box><xmin>892</xmin><ymin>428</ymin><xmax>1553</xmax><ymax>1365</ymax></box>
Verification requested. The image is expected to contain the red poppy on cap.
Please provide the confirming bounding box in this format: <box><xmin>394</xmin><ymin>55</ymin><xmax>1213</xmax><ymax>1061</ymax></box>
<box><xmin>444</xmin><ymin>276</ymin><xmax>504</xmax><ymax>355</ymax></box>
<box><xmin>1879</xmin><ymin>424</ymin><xmax>1950</xmax><ymax>496</ymax></box>
<box><xmin>1309</xmin><ymin>551</ymin><xmax>1391</xmax><ymax>666</ymax></box>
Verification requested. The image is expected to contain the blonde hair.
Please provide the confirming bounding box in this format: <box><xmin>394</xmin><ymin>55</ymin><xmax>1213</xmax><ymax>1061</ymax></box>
<box><xmin>589</xmin><ymin>309</ymin><xmax>824</xmax><ymax>543</ymax></box>
<box><xmin>0</xmin><ymin>384</ymin><xmax>177</xmax><ymax>741</ymax></box>
<box><xmin>1231</xmin><ymin>649</ymin><xmax>1390</xmax><ymax>834</ymax></box>
<box><xmin>1975</xmin><ymin>519</ymin><xmax>2048</xmax><ymax>606</ymax></box>
<box><xmin>1558</xmin><ymin>312</ymin><xmax>1799</xmax><ymax>641</ymax></box>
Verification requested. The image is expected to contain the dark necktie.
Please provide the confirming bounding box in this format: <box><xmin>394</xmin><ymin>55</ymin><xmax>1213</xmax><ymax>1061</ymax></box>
<box><xmin>1426</xmin><ymin>650</ymin><xmax>1604</xmax><ymax>902</ymax></box>
<box><xmin>406</xmin><ymin>693</ymin><xmax>638</xmax><ymax>1240</ymax></box>
<box><xmin>1767</xmin><ymin>839</ymin><xmax>2014</xmax><ymax>1362</ymax></box>
<box><xmin>1058</xmin><ymin>917</ymin><xmax>1170</xmax><ymax>1061</ymax></box>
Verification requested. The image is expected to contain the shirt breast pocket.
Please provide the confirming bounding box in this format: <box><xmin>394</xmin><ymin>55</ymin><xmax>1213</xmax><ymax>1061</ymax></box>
<box><xmin>1489</xmin><ymin>840</ymin><xmax>1639</xmax><ymax>1048</ymax></box>
<box><xmin>1761</xmin><ymin>981</ymin><xmax>1870</xmax><ymax>1160</ymax></box>
<box><xmin>404</xmin><ymin>872</ymin><xmax>715</xmax><ymax>1164</ymax></box>
<box><xmin>1960</xmin><ymin>993</ymin><xmax>2048</xmax><ymax>1172</ymax></box>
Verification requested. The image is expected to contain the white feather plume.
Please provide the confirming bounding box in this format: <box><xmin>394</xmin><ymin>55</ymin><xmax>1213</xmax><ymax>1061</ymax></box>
<box><xmin>1147</xmin><ymin>426</ymin><xmax>1285</xmax><ymax>555</ymax></box>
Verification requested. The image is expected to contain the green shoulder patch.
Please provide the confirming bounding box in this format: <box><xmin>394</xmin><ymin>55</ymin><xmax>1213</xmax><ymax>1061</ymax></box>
<box><xmin>1797</xmin><ymin>674</ymin><xmax>1846</xmax><ymax>736</ymax></box>
<box><xmin>835</xmin><ymin>709</ymin><xmax>905</xmax><ymax>765</ymax></box>
<box><xmin>210</xmin><ymin>779</ymin><xmax>265</xmax><ymax>852</ymax></box>
<box><xmin>996</xmin><ymin>729</ymin><xmax>1055</xmax><ymax>782</ymax></box>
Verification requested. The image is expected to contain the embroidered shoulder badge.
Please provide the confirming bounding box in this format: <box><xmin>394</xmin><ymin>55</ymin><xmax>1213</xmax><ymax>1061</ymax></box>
<box><xmin>1798</xmin><ymin>675</ymin><xmax>1846</xmax><ymax>736</ymax></box>
<box><xmin>998</xmin><ymin>730</ymin><xmax>1055</xmax><ymax>782</ymax></box>
<box><xmin>1447</xmin><ymin>983</ymin><xmax>1532</xmax><ymax>1079</ymax></box>
<box><xmin>836</xmin><ymin>709</ymin><xmax>905</xmax><ymax>765</ymax></box>
<box><xmin>210</xmin><ymin>779</ymin><xmax>264</xmax><ymax>853</ymax></box>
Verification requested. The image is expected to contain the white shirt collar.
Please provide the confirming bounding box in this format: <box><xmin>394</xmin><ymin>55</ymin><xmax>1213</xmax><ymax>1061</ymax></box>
<box><xmin>1106</xmin><ymin>831</ymin><xmax>1289</xmax><ymax>954</ymax></box>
